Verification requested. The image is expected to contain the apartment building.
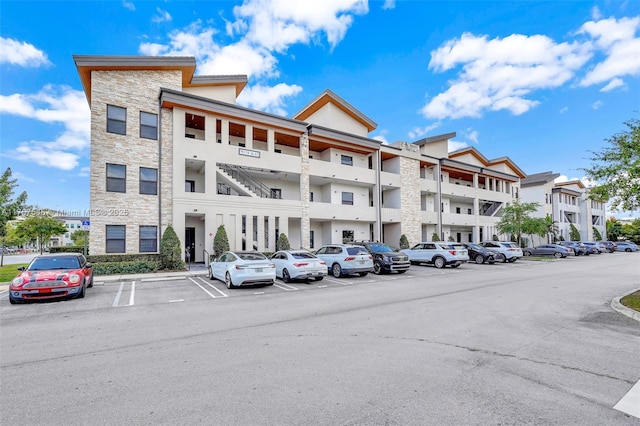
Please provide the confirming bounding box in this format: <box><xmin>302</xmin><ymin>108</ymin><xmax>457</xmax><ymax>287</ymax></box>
<box><xmin>520</xmin><ymin>171</ymin><xmax>606</xmax><ymax>243</ymax></box>
<box><xmin>74</xmin><ymin>55</ymin><xmax>524</xmax><ymax>261</ymax></box>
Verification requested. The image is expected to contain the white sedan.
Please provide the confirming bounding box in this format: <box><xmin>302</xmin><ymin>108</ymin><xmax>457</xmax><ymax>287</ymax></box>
<box><xmin>269</xmin><ymin>250</ymin><xmax>327</xmax><ymax>282</ymax></box>
<box><xmin>208</xmin><ymin>251</ymin><xmax>275</xmax><ymax>289</ymax></box>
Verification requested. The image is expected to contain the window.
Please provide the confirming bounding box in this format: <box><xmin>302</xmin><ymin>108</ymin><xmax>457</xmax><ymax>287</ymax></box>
<box><xmin>107</xmin><ymin>105</ymin><xmax>126</xmax><ymax>135</ymax></box>
<box><xmin>468</xmin><ymin>208</ymin><xmax>472</xmax><ymax>215</ymax></box>
<box><xmin>342</xmin><ymin>192</ymin><xmax>354</xmax><ymax>205</ymax></box>
<box><xmin>140</xmin><ymin>167</ymin><xmax>158</xmax><ymax>195</ymax></box>
<box><xmin>185</xmin><ymin>180</ymin><xmax>195</xmax><ymax>192</ymax></box>
<box><xmin>309</xmin><ymin>192</ymin><xmax>314</xmax><ymax>202</ymax></box>
<box><xmin>341</xmin><ymin>155</ymin><xmax>353</xmax><ymax>166</ymax></box>
<box><xmin>106</xmin><ymin>225</ymin><xmax>126</xmax><ymax>253</ymax></box>
<box><xmin>456</xmin><ymin>207</ymin><xmax>461</xmax><ymax>214</ymax></box>
<box><xmin>185</xmin><ymin>113</ymin><xmax>205</xmax><ymax>140</ymax></box>
<box><xmin>310</xmin><ymin>230</ymin><xmax>315</xmax><ymax>249</ymax></box>
<box><xmin>342</xmin><ymin>230</ymin><xmax>354</xmax><ymax>243</ymax></box>
<box><xmin>139</xmin><ymin>226</ymin><xmax>157</xmax><ymax>252</ymax></box>
<box><xmin>106</xmin><ymin>164</ymin><xmax>126</xmax><ymax>193</ymax></box>
<box><xmin>70</xmin><ymin>224</ymin><xmax>75</xmax><ymax>229</ymax></box>
<box><xmin>140</xmin><ymin>112</ymin><xmax>158</xmax><ymax>140</ymax></box>
<box><xmin>270</xmin><ymin>188</ymin><xmax>282</xmax><ymax>199</ymax></box>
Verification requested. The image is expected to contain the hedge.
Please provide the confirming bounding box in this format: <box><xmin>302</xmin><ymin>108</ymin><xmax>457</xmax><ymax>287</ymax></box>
<box><xmin>92</xmin><ymin>260</ymin><xmax>160</xmax><ymax>275</ymax></box>
<box><xmin>50</xmin><ymin>246</ymin><xmax>87</xmax><ymax>254</ymax></box>
<box><xmin>87</xmin><ymin>253</ymin><xmax>159</xmax><ymax>263</ymax></box>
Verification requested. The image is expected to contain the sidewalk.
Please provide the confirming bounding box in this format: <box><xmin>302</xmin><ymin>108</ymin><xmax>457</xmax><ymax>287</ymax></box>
<box><xmin>94</xmin><ymin>263</ymin><xmax>208</xmax><ymax>282</ymax></box>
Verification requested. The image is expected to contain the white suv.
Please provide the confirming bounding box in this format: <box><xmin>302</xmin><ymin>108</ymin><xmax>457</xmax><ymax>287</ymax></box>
<box><xmin>400</xmin><ymin>242</ymin><xmax>469</xmax><ymax>269</ymax></box>
<box><xmin>479</xmin><ymin>241</ymin><xmax>523</xmax><ymax>263</ymax></box>
<box><xmin>315</xmin><ymin>244</ymin><xmax>374</xmax><ymax>278</ymax></box>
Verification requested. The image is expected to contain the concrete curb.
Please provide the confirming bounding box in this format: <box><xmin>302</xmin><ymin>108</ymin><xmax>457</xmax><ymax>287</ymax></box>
<box><xmin>94</xmin><ymin>269</ymin><xmax>208</xmax><ymax>283</ymax></box>
<box><xmin>611</xmin><ymin>286</ymin><xmax>640</xmax><ymax>322</ymax></box>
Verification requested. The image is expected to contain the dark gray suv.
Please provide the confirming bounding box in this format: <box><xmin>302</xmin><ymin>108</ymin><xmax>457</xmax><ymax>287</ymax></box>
<box><xmin>352</xmin><ymin>241</ymin><xmax>410</xmax><ymax>275</ymax></box>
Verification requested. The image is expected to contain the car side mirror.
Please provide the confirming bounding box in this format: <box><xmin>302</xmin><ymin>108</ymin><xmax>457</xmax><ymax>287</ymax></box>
<box><xmin>17</xmin><ymin>266</ymin><xmax>25</xmax><ymax>271</ymax></box>
<box><xmin>85</xmin><ymin>262</ymin><xmax>92</xmax><ymax>268</ymax></box>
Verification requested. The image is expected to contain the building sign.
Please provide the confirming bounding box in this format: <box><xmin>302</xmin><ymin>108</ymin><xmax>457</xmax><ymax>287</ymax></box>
<box><xmin>239</xmin><ymin>148</ymin><xmax>260</xmax><ymax>158</ymax></box>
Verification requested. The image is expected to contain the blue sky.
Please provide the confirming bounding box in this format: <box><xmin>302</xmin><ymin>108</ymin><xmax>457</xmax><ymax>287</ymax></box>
<box><xmin>1</xmin><ymin>0</ymin><xmax>639</xmax><ymax>218</ymax></box>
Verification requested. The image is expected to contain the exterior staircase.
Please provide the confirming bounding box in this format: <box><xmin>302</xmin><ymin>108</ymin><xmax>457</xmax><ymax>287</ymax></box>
<box><xmin>216</xmin><ymin>164</ymin><xmax>276</xmax><ymax>198</ymax></box>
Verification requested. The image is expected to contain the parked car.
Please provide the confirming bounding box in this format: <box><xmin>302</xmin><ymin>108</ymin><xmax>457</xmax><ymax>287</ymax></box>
<box><xmin>9</xmin><ymin>253</ymin><xmax>93</xmax><ymax>304</ymax></box>
<box><xmin>462</xmin><ymin>243</ymin><xmax>497</xmax><ymax>264</ymax></box>
<box><xmin>478</xmin><ymin>241</ymin><xmax>523</xmax><ymax>263</ymax></box>
<box><xmin>558</xmin><ymin>241</ymin><xmax>589</xmax><ymax>256</ymax></box>
<box><xmin>523</xmin><ymin>244</ymin><xmax>574</xmax><ymax>258</ymax></box>
<box><xmin>208</xmin><ymin>251</ymin><xmax>275</xmax><ymax>289</ymax></box>
<box><xmin>315</xmin><ymin>244</ymin><xmax>374</xmax><ymax>278</ymax></box>
<box><xmin>601</xmin><ymin>241</ymin><xmax>618</xmax><ymax>253</ymax></box>
<box><xmin>269</xmin><ymin>249</ymin><xmax>327</xmax><ymax>282</ymax></box>
<box><xmin>401</xmin><ymin>242</ymin><xmax>469</xmax><ymax>269</ymax></box>
<box><xmin>615</xmin><ymin>241</ymin><xmax>638</xmax><ymax>252</ymax></box>
<box><xmin>352</xmin><ymin>241</ymin><xmax>410</xmax><ymax>274</ymax></box>
<box><xmin>582</xmin><ymin>241</ymin><xmax>605</xmax><ymax>254</ymax></box>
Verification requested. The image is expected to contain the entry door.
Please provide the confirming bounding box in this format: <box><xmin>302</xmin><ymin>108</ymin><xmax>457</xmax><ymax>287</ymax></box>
<box><xmin>185</xmin><ymin>227</ymin><xmax>196</xmax><ymax>262</ymax></box>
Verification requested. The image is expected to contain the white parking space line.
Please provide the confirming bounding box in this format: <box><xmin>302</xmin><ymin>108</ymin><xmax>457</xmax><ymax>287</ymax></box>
<box><xmin>169</xmin><ymin>299</ymin><xmax>184</xmax><ymax>303</ymax></box>
<box><xmin>318</xmin><ymin>285</ymin><xmax>328</xmax><ymax>288</ymax></box>
<box><xmin>274</xmin><ymin>282</ymin><xmax>298</xmax><ymax>291</ymax></box>
<box><xmin>128</xmin><ymin>281</ymin><xmax>136</xmax><ymax>306</ymax></box>
<box><xmin>112</xmin><ymin>281</ymin><xmax>127</xmax><ymax>307</ymax></box>
<box><xmin>189</xmin><ymin>277</ymin><xmax>227</xmax><ymax>298</ymax></box>
<box><xmin>323</xmin><ymin>277</ymin><xmax>352</xmax><ymax>285</ymax></box>
<box><xmin>614</xmin><ymin>378</ymin><xmax>640</xmax><ymax>418</ymax></box>
<box><xmin>194</xmin><ymin>277</ymin><xmax>229</xmax><ymax>298</ymax></box>
<box><xmin>141</xmin><ymin>276</ymin><xmax>183</xmax><ymax>282</ymax></box>
<box><xmin>254</xmin><ymin>291</ymin><xmax>265</xmax><ymax>295</ymax></box>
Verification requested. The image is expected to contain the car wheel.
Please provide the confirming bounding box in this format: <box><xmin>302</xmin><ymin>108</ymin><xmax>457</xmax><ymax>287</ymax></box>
<box><xmin>433</xmin><ymin>257</ymin><xmax>445</xmax><ymax>269</ymax></box>
<box><xmin>208</xmin><ymin>266</ymin><xmax>214</xmax><ymax>280</ymax></box>
<box><xmin>626</xmin><ymin>248</ymin><xmax>632</xmax><ymax>252</ymax></box>
<box><xmin>495</xmin><ymin>253</ymin><xmax>506</xmax><ymax>263</ymax></box>
<box><xmin>554</xmin><ymin>252</ymin><xmax>563</xmax><ymax>259</ymax></box>
<box><xmin>524</xmin><ymin>251</ymin><xmax>532</xmax><ymax>256</ymax></box>
<box><xmin>475</xmin><ymin>254</ymin><xmax>485</xmax><ymax>264</ymax></box>
<box><xmin>225</xmin><ymin>272</ymin><xmax>234</xmax><ymax>289</ymax></box>
<box><xmin>450</xmin><ymin>263</ymin><xmax>461</xmax><ymax>268</ymax></box>
<box><xmin>332</xmin><ymin>263</ymin><xmax>342</xmax><ymax>278</ymax></box>
<box><xmin>396</xmin><ymin>270</ymin><xmax>406</xmax><ymax>274</ymax></box>
<box><xmin>358</xmin><ymin>271</ymin><xmax>368</xmax><ymax>277</ymax></box>
<box><xmin>314</xmin><ymin>276</ymin><xmax>324</xmax><ymax>281</ymax></box>
<box><xmin>282</xmin><ymin>269</ymin><xmax>291</xmax><ymax>283</ymax></box>
<box><xmin>9</xmin><ymin>296</ymin><xmax>17</xmax><ymax>305</ymax></box>
<box><xmin>87</xmin><ymin>274</ymin><xmax>94</xmax><ymax>288</ymax></box>
<box><xmin>373</xmin><ymin>261</ymin><xmax>383</xmax><ymax>275</ymax></box>
<box><xmin>77</xmin><ymin>280</ymin><xmax>86</xmax><ymax>299</ymax></box>
<box><xmin>508</xmin><ymin>258</ymin><xmax>517</xmax><ymax>263</ymax></box>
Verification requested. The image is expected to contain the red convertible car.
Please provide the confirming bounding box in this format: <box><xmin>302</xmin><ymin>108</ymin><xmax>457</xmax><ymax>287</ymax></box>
<box><xmin>9</xmin><ymin>253</ymin><xmax>93</xmax><ymax>304</ymax></box>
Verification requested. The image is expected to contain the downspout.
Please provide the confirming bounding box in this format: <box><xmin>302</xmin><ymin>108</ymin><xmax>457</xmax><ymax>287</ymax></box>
<box><xmin>436</xmin><ymin>160</ymin><xmax>443</xmax><ymax>240</ymax></box>
<box><xmin>375</xmin><ymin>149</ymin><xmax>382</xmax><ymax>242</ymax></box>
<box><xmin>157</xmin><ymin>93</ymin><xmax>162</xmax><ymax>250</ymax></box>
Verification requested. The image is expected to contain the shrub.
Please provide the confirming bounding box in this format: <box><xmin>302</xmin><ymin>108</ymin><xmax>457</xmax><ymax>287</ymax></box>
<box><xmin>569</xmin><ymin>224</ymin><xmax>581</xmax><ymax>241</ymax></box>
<box><xmin>159</xmin><ymin>225</ymin><xmax>185</xmax><ymax>270</ymax></box>
<box><xmin>431</xmin><ymin>232</ymin><xmax>440</xmax><ymax>241</ymax></box>
<box><xmin>399</xmin><ymin>234</ymin><xmax>409</xmax><ymax>249</ymax></box>
<box><xmin>93</xmin><ymin>260</ymin><xmax>159</xmax><ymax>275</ymax></box>
<box><xmin>276</xmin><ymin>233</ymin><xmax>291</xmax><ymax>250</ymax></box>
<box><xmin>492</xmin><ymin>234</ymin><xmax>499</xmax><ymax>241</ymax></box>
<box><xmin>593</xmin><ymin>227</ymin><xmax>603</xmax><ymax>241</ymax></box>
<box><xmin>213</xmin><ymin>225</ymin><xmax>230</xmax><ymax>258</ymax></box>
<box><xmin>50</xmin><ymin>246</ymin><xmax>87</xmax><ymax>254</ymax></box>
<box><xmin>447</xmin><ymin>236</ymin><xmax>455</xmax><ymax>242</ymax></box>
<box><xmin>88</xmin><ymin>253</ymin><xmax>159</xmax><ymax>263</ymax></box>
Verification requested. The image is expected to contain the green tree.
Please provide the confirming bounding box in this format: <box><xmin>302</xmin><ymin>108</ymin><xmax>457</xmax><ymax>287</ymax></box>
<box><xmin>276</xmin><ymin>233</ymin><xmax>291</xmax><ymax>250</ymax></box>
<box><xmin>15</xmin><ymin>214</ymin><xmax>67</xmax><ymax>254</ymax></box>
<box><xmin>522</xmin><ymin>217</ymin><xmax>547</xmax><ymax>246</ymax></box>
<box><xmin>569</xmin><ymin>224</ymin><xmax>581</xmax><ymax>241</ymax></box>
<box><xmin>399</xmin><ymin>234</ymin><xmax>409</xmax><ymax>249</ymax></box>
<box><xmin>606</xmin><ymin>217</ymin><xmax>622</xmax><ymax>241</ymax></box>
<box><xmin>0</xmin><ymin>168</ymin><xmax>28</xmax><ymax>266</ymax></box>
<box><xmin>3</xmin><ymin>222</ymin><xmax>29</xmax><ymax>248</ymax></box>
<box><xmin>582</xmin><ymin>117</ymin><xmax>640</xmax><ymax>211</ymax></box>
<box><xmin>496</xmin><ymin>199</ymin><xmax>540</xmax><ymax>247</ymax></box>
<box><xmin>159</xmin><ymin>225</ymin><xmax>184</xmax><ymax>270</ymax></box>
<box><xmin>71</xmin><ymin>229</ymin><xmax>89</xmax><ymax>246</ymax></box>
<box><xmin>431</xmin><ymin>232</ymin><xmax>440</xmax><ymax>241</ymax></box>
<box><xmin>592</xmin><ymin>227</ymin><xmax>603</xmax><ymax>241</ymax></box>
<box><xmin>213</xmin><ymin>225</ymin><xmax>230</xmax><ymax>258</ymax></box>
<box><xmin>542</xmin><ymin>215</ymin><xmax>559</xmax><ymax>243</ymax></box>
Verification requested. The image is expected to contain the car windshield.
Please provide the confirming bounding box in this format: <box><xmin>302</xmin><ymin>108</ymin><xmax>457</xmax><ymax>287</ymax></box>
<box><xmin>237</xmin><ymin>253</ymin><xmax>267</xmax><ymax>261</ymax></box>
<box><xmin>466</xmin><ymin>243</ymin><xmax>482</xmax><ymax>250</ymax></box>
<box><xmin>501</xmin><ymin>243</ymin><xmax>518</xmax><ymax>248</ymax></box>
<box><xmin>367</xmin><ymin>243</ymin><xmax>393</xmax><ymax>252</ymax></box>
<box><xmin>292</xmin><ymin>252</ymin><xmax>316</xmax><ymax>259</ymax></box>
<box><xmin>28</xmin><ymin>257</ymin><xmax>80</xmax><ymax>271</ymax></box>
<box><xmin>346</xmin><ymin>247</ymin><xmax>368</xmax><ymax>255</ymax></box>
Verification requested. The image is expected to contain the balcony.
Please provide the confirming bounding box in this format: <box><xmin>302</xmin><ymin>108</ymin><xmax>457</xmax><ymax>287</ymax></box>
<box><xmin>309</xmin><ymin>202</ymin><xmax>376</xmax><ymax>222</ymax></box>
<box><xmin>308</xmin><ymin>159</ymin><xmax>376</xmax><ymax>185</ymax></box>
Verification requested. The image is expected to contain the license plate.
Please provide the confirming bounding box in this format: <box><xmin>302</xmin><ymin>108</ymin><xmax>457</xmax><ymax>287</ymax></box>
<box><xmin>358</xmin><ymin>260</ymin><xmax>364</xmax><ymax>264</ymax></box>
<box><xmin>255</xmin><ymin>268</ymin><xmax>263</xmax><ymax>272</ymax></box>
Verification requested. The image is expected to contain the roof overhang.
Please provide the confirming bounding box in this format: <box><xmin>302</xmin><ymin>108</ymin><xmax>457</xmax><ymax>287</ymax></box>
<box><xmin>294</xmin><ymin>89</ymin><xmax>377</xmax><ymax>133</ymax></box>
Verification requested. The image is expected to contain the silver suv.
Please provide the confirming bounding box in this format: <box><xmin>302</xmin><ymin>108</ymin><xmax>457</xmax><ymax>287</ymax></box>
<box><xmin>315</xmin><ymin>244</ymin><xmax>374</xmax><ymax>278</ymax></box>
<box><xmin>478</xmin><ymin>241</ymin><xmax>523</xmax><ymax>263</ymax></box>
<box><xmin>400</xmin><ymin>242</ymin><xmax>469</xmax><ymax>269</ymax></box>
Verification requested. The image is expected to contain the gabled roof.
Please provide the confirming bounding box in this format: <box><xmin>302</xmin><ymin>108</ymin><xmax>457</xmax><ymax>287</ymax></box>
<box><xmin>74</xmin><ymin>55</ymin><xmax>196</xmax><ymax>103</ymax></box>
<box><xmin>188</xmin><ymin>75</ymin><xmax>247</xmax><ymax>97</ymax></box>
<box><xmin>293</xmin><ymin>89</ymin><xmax>377</xmax><ymax>132</ymax></box>
<box><xmin>449</xmin><ymin>146</ymin><xmax>526</xmax><ymax>178</ymax></box>
<box><xmin>555</xmin><ymin>179</ymin><xmax>586</xmax><ymax>190</ymax></box>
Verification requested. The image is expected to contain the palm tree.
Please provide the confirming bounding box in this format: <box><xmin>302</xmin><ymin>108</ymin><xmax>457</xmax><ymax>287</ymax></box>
<box><xmin>542</xmin><ymin>215</ymin><xmax>559</xmax><ymax>243</ymax></box>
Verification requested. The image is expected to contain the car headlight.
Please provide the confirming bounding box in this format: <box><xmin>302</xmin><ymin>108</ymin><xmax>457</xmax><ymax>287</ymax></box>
<box><xmin>68</xmin><ymin>273</ymin><xmax>81</xmax><ymax>284</ymax></box>
<box><xmin>11</xmin><ymin>276</ymin><xmax>24</xmax><ymax>286</ymax></box>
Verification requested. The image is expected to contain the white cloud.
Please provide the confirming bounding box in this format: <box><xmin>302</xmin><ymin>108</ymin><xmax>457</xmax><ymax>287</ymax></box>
<box><xmin>591</xmin><ymin>6</ymin><xmax>603</xmax><ymax>20</ymax></box>
<box><xmin>578</xmin><ymin>16</ymin><xmax>640</xmax><ymax>89</ymax></box>
<box><xmin>407</xmin><ymin>122</ymin><xmax>441</xmax><ymax>139</ymax></box>
<box><xmin>78</xmin><ymin>166</ymin><xmax>90</xmax><ymax>177</ymax></box>
<box><xmin>592</xmin><ymin>100</ymin><xmax>603</xmax><ymax>110</ymax></box>
<box><xmin>465</xmin><ymin>129</ymin><xmax>479</xmax><ymax>144</ymax></box>
<box><xmin>448</xmin><ymin>140</ymin><xmax>468</xmax><ymax>152</ymax></box>
<box><xmin>600</xmin><ymin>77</ymin><xmax>625</xmax><ymax>92</ymax></box>
<box><xmin>237</xmin><ymin>82</ymin><xmax>303</xmax><ymax>115</ymax></box>
<box><xmin>0</xmin><ymin>37</ymin><xmax>51</xmax><ymax>67</ymax></box>
<box><xmin>0</xmin><ymin>85</ymin><xmax>89</xmax><ymax>171</ymax></box>
<box><xmin>122</xmin><ymin>0</ymin><xmax>135</xmax><ymax>11</ymax></box>
<box><xmin>382</xmin><ymin>0</ymin><xmax>395</xmax><ymax>10</ymax></box>
<box><xmin>152</xmin><ymin>7</ymin><xmax>172</xmax><ymax>23</ymax></box>
<box><xmin>560</xmin><ymin>106</ymin><xmax>569</xmax><ymax>114</ymax></box>
<box><xmin>423</xmin><ymin>32</ymin><xmax>592</xmax><ymax>119</ymax></box>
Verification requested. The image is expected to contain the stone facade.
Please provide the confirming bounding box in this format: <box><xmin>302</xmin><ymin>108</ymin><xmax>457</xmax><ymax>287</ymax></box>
<box><xmin>89</xmin><ymin>70</ymin><xmax>182</xmax><ymax>254</ymax></box>
<box><xmin>399</xmin><ymin>156</ymin><xmax>421</xmax><ymax>246</ymax></box>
